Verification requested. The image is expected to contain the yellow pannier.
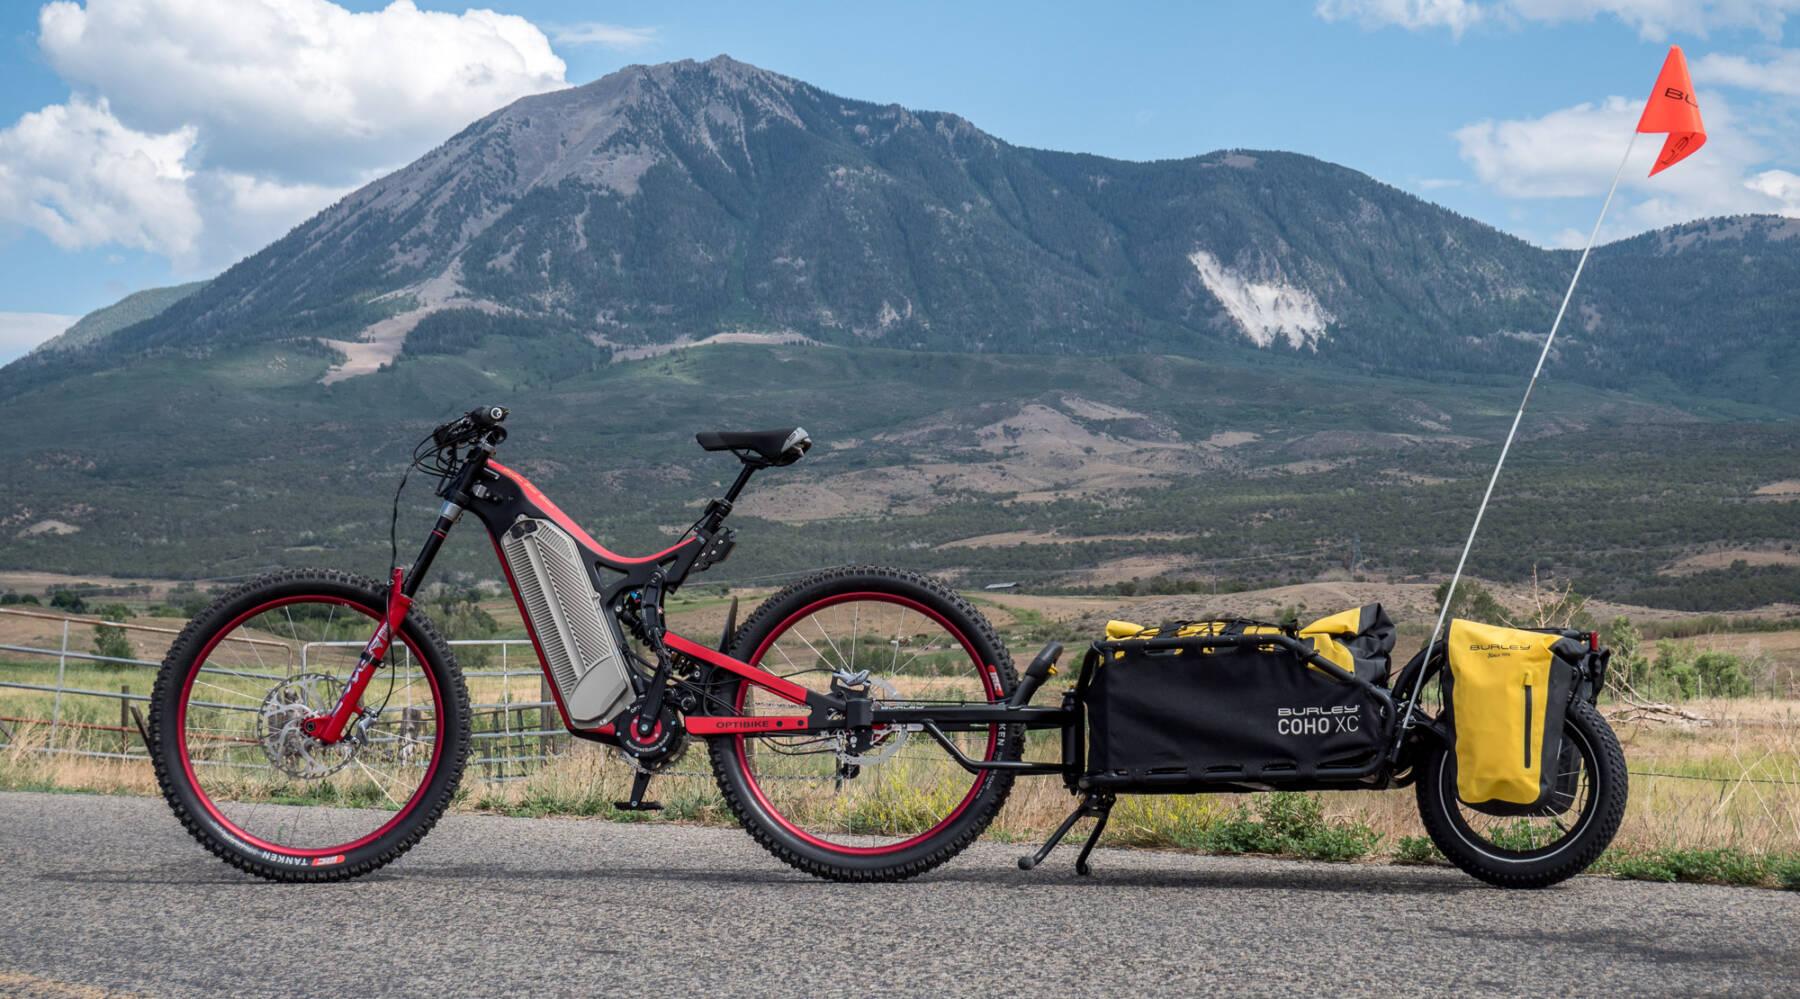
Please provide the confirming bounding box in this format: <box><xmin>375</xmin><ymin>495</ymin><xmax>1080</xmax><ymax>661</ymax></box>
<box><xmin>1444</xmin><ymin>619</ymin><xmax>1582</xmax><ymax>813</ymax></box>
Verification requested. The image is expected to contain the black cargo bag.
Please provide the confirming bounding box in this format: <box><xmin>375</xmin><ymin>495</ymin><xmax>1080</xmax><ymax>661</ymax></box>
<box><xmin>1081</xmin><ymin>618</ymin><xmax>1390</xmax><ymax>790</ymax></box>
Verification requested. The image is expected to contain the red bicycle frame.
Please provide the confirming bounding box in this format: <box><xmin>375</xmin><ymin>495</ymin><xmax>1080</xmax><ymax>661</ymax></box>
<box><xmin>308</xmin><ymin>411</ymin><xmax>1070</xmax><ymax>780</ymax></box>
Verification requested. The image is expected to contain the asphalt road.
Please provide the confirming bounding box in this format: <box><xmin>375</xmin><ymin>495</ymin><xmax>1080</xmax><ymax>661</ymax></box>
<box><xmin>1</xmin><ymin>791</ymin><xmax>1797</xmax><ymax>997</ymax></box>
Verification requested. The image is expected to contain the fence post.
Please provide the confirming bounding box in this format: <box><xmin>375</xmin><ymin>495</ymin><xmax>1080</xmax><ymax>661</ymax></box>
<box><xmin>51</xmin><ymin>618</ymin><xmax>69</xmax><ymax>738</ymax></box>
<box><xmin>500</xmin><ymin>658</ymin><xmax>512</xmax><ymax>782</ymax></box>
<box><xmin>541</xmin><ymin>672</ymin><xmax>557</xmax><ymax>763</ymax></box>
<box><xmin>120</xmin><ymin>684</ymin><xmax>130</xmax><ymax>756</ymax></box>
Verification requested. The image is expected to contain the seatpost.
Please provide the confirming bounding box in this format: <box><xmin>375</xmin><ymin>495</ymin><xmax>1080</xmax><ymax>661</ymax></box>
<box><xmin>697</xmin><ymin>464</ymin><xmax>757</xmax><ymax>534</ymax></box>
<box><xmin>722</xmin><ymin>464</ymin><xmax>756</xmax><ymax>504</ymax></box>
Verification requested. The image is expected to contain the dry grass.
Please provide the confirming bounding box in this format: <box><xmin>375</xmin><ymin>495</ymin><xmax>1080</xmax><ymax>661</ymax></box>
<box><xmin>8</xmin><ymin>698</ymin><xmax>1799</xmax><ymax>871</ymax></box>
<box><xmin>4</xmin><ymin>594</ymin><xmax>1799</xmax><ymax>885</ymax></box>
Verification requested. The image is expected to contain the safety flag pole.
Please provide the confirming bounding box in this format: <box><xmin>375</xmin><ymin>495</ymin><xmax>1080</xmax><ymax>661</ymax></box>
<box><xmin>1394</xmin><ymin>46</ymin><xmax>1707</xmax><ymax>745</ymax></box>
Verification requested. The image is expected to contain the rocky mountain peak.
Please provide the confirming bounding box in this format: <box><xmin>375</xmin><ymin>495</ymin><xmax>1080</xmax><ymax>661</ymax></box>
<box><xmin>14</xmin><ymin>57</ymin><xmax>1800</xmax><ymax>413</ymax></box>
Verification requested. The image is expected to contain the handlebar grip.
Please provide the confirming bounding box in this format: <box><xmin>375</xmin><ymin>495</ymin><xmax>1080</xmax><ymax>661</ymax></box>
<box><xmin>469</xmin><ymin>405</ymin><xmax>508</xmax><ymax>428</ymax></box>
<box><xmin>1006</xmin><ymin>642</ymin><xmax>1065</xmax><ymax>707</ymax></box>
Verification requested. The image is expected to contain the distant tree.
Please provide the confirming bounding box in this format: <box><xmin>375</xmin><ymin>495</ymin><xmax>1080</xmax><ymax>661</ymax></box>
<box><xmin>49</xmin><ymin>589</ymin><xmax>87</xmax><ymax>614</ymax></box>
<box><xmin>1602</xmin><ymin>616</ymin><xmax>1646</xmax><ymax>690</ymax></box>
<box><xmin>168</xmin><ymin>584</ymin><xmax>214</xmax><ymax>617</ymax></box>
<box><xmin>1433</xmin><ymin>580</ymin><xmax>1511</xmax><ymax>626</ymax></box>
<box><xmin>92</xmin><ymin>604</ymin><xmax>134</xmax><ymax>664</ymax></box>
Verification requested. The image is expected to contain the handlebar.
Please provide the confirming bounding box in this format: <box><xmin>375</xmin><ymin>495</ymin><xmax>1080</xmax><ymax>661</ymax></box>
<box><xmin>432</xmin><ymin>406</ymin><xmax>508</xmax><ymax>449</ymax></box>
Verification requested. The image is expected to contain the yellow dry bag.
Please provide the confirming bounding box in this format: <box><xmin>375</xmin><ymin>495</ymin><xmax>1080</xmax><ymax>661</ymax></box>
<box><xmin>1443</xmin><ymin>619</ymin><xmax>1582</xmax><ymax>814</ymax></box>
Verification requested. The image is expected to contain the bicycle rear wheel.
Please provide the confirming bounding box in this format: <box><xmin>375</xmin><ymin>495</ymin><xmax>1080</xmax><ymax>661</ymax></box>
<box><xmin>706</xmin><ymin>566</ymin><xmax>1021</xmax><ymax>881</ymax></box>
<box><xmin>150</xmin><ymin>569</ymin><xmax>470</xmax><ymax>881</ymax></box>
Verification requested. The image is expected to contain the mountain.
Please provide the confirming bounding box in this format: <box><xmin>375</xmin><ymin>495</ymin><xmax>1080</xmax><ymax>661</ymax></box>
<box><xmin>3</xmin><ymin>57</ymin><xmax>1799</xmax><ymax>613</ymax></box>
<box><xmin>31</xmin><ymin>281</ymin><xmax>207</xmax><ymax>355</ymax></box>
<box><xmin>8</xmin><ymin>55</ymin><xmax>1799</xmax><ymax>406</ymax></box>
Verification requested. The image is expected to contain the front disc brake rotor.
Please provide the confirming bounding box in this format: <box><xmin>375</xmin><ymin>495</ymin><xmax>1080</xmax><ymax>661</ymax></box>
<box><xmin>257</xmin><ymin>673</ymin><xmax>358</xmax><ymax>778</ymax></box>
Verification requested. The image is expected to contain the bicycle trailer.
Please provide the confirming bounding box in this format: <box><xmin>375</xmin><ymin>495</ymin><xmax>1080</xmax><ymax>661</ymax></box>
<box><xmin>1007</xmin><ymin>605</ymin><xmax>1624</xmax><ymax>887</ymax></box>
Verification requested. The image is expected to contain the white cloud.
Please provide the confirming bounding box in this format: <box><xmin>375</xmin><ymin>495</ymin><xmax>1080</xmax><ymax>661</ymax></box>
<box><xmin>1694</xmin><ymin>48</ymin><xmax>1800</xmax><ymax>94</ymax></box>
<box><xmin>0</xmin><ymin>312</ymin><xmax>78</xmax><ymax>362</ymax></box>
<box><xmin>0</xmin><ymin>97</ymin><xmax>201</xmax><ymax>256</ymax></box>
<box><xmin>1455</xmin><ymin>98</ymin><xmax>1643</xmax><ymax>200</ymax></box>
<box><xmin>1315</xmin><ymin>0</ymin><xmax>1485</xmax><ymax>37</ymax></box>
<box><xmin>1318</xmin><ymin>0</ymin><xmax>1800</xmax><ymax>40</ymax></box>
<box><xmin>37</xmin><ymin>0</ymin><xmax>569</xmax><ymax>185</ymax></box>
<box><xmin>0</xmin><ymin>0</ymin><xmax>584</xmax><ymax>273</ymax></box>
<box><xmin>191</xmin><ymin>170</ymin><xmax>362</xmax><ymax>267</ymax></box>
<box><xmin>553</xmin><ymin>22</ymin><xmax>657</xmax><ymax>49</ymax></box>
<box><xmin>1453</xmin><ymin>92</ymin><xmax>1799</xmax><ymax>241</ymax></box>
<box><xmin>1745</xmin><ymin>168</ymin><xmax>1800</xmax><ymax>212</ymax></box>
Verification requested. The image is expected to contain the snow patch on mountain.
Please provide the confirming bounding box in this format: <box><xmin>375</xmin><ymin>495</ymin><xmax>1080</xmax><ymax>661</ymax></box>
<box><xmin>1188</xmin><ymin>249</ymin><xmax>1332</xmax><ymax>350</ymax></box>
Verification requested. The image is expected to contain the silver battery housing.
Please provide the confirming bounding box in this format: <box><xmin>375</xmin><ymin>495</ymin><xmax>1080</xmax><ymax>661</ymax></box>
<box><xmin>499</xmin><ymin>516</ymin><xmax>633</xmax><ymax>726</ymax></box>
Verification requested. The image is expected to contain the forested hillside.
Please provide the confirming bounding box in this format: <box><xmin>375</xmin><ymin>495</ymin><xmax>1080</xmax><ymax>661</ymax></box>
<box><xmin>3</xmin><ymin>57</ymin><xmax>1797</xmax><ymax>613</ymax></box>
<box><xmin>4</xmin><ymin>57</ymin><xmax>1799</xmax><ymax>407</ymax></box>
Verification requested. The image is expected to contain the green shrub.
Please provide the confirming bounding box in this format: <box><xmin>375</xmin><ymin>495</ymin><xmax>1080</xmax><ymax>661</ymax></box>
<box><xmin>1773</xmin><ymin>856</ymin><xmax>1800</xmax><ymax>891</ymax></box>
<box><xmin>1199</xmin><ymin>806</ymin><xmax>1284</xmax><ymax>855</ymax></box>
<box><xmin>1604</xmin><ymin>852</ymin><xmax>1678</xmax><ymax>883</ymax></box>
<box><xmin>1258</xmin><ymin>791</ymin><xmax>1324</xmax><ymax>839</ymax></box>
<box><xmin>1691</xmin><ymin>650</ymin><xmax>1753</xmax><ymax>698</ymax></box>
<box><xmin>1182</xmin><ymin>793</ymin><xmax>1379</xmax><ymax>862</ymax></box>
<box><xmin>1607</xmin><ymin>618</ymin><xmax>1760</xmax><ymax>700</ymax></box>
<box><xmin>1605</xmin><ymin>848</ymin><xmax>1768</xmax><ymax>886</ymax></box>
<box><xmin>1293</xmin><ymin>823</ymin><xmax>1382</xmax><ymax>862</ymax></box>
<box><xmin>168</xmin><ymin>585</ymin><xmax>215</xmax><ymax>617</ymax></box>
<box><xmin>1393</xmin><ymin>835</ymin><xmax>1445</xmax><ymax>866</ymax></box>
<box><xmin>1435</xmin><ymin>580</ymin><xmax>1512</xmax><ymax>626</ymax></box>
<box><xmin>92</xmin><ymin>625</ymin><xmax>134</xmax><ymax>663</ymax></box>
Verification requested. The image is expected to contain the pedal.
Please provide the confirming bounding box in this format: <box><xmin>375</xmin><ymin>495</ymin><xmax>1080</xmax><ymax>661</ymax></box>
<box><xmin>613</xmin><ymin>769</ymin><xmax>662</xmax><ymax>812</ymax></box>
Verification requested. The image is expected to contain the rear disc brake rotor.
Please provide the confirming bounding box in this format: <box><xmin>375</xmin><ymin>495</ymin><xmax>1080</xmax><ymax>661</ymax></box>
<box><xmin>835</xmin><ymin>675</ymin><xmax>908</xmax><ymax>767</ymax></box>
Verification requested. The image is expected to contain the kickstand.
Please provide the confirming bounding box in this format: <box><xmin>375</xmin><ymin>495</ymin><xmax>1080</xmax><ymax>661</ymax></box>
<box><xmin>1018</xmin><ymin>793</ymin><xmax>1115</xmax><ymax>876</ymax></box>
<box><xmin>129</xmin><ymin>706</ymin><xmax>153</xmax><ymax>752</ymax></box>
<box><xmin>613</xmin><ymin>769</ymin><xmax>663</xmax><ymax>812</ymax></box>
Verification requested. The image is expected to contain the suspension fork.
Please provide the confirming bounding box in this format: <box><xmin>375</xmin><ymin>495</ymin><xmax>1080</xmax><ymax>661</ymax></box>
<box><xmin>303</xmin><ymin>493</ymin><xmax>467</xmax><ymax>744</ymax></box>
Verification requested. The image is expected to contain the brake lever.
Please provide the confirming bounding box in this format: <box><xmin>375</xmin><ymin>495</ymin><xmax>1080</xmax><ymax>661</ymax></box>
<box><xmin>432</xmin><ymin>418</ymin><xmax>471</xmax><ymax>449</ymax></box>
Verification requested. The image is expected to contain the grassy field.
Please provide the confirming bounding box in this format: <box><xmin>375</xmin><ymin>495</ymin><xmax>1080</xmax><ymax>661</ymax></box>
<box><xmin>4</xmin><ymin>588</ymin><xmax>1799</xmax><ymax>888</ymax></box>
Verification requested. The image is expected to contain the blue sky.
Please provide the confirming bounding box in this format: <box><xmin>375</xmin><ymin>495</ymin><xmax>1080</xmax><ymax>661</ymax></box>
<box><xmin>3</xmin><ymin>0</ymin><xmax>1799</xmax><ymax>359</ymax></box>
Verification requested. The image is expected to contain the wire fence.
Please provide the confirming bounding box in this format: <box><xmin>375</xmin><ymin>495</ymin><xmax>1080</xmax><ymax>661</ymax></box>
<box><xmin>3</xmin><ymin>606</ymin><xmax>1794</xmax><ymax>794</ymax></box>
<box><xmin>0</xmin><ymin>607</ymin><xmax>567</xmax><ymax>782</ymax></box>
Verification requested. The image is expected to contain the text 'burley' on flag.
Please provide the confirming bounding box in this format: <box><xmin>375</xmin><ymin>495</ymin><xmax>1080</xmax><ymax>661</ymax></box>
<box><xmin>1639</xmin><ymin>45</ymin><xmax>1706</xmax><ymax>176</ymax></box>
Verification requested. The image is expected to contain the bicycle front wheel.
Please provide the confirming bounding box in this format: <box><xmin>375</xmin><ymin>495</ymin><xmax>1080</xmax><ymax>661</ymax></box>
<box><xmin>706</xmin><ymin>566</ymin><xmax>1021</xmax><ymax>881</ymax></box>
<box><xmin>149</xmin><ymin>569</ymin><xmax>470</xmax><ymax>881</ymax></box>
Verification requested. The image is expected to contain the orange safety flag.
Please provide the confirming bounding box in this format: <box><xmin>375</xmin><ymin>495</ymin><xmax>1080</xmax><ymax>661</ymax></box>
<box><xmin>1637</xmin><ymin>45</ymin><xmax>1706</xmax><ymax>176</ymax></box>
